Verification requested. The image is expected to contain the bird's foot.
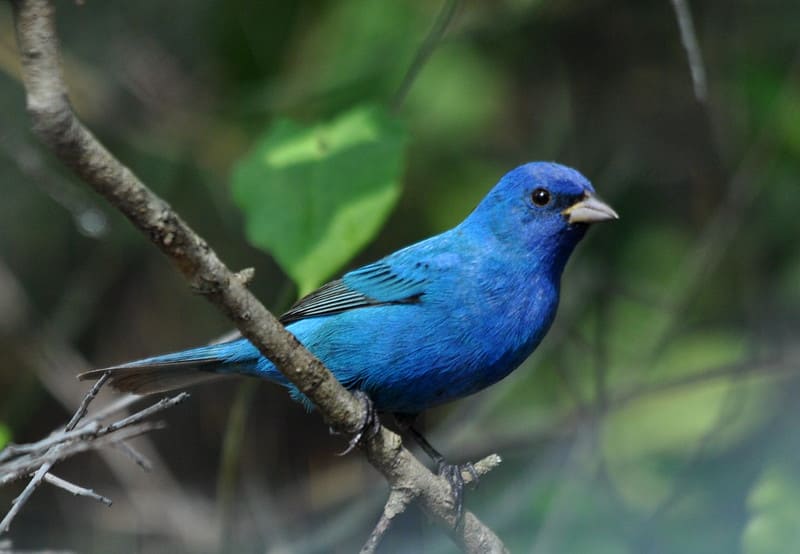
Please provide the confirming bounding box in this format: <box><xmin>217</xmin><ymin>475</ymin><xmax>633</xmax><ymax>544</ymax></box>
<box><xmin>437</xmin><ymin>460</ymin><xmax>479</xmax><ymax>528</ymax></box>
<box><xmin>335</xmin><ymin>390</ymin><xmax>381</xmax><ymax>456</ymax></box>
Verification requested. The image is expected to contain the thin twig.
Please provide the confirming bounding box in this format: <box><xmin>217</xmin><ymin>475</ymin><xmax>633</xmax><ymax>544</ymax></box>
<box><xmin>361</xmin><ymin>488</ymin><xmax>415</xmax><ymax>554</ymax></box>
<box><xmin>1</xmin><ymin>423</ymin><xmax>164</xmax><ymax>486</ymax></box>
<box><xmin>392</xmin><ymin>0</ymin><xmax>461</xmax><ymax>111</ymax></box>
<box><xmin>43</xmin><ymin>473</ymin><xmax>113</xmax><ymax>507</ymax></box>
<box><xmin>0</xmin><ymin>259</ymin><xmax>217</xmax><ymax>548</ymax></box>
<box><xmin>0</xmin><ymin>388</ymin><xmax>186</xmax><ymax>531</ymax></box>
<box><xmin>1</xmin><ymin>461</ymin><xmax>55</xmax><ymax>533</ymax></box>
<box><xmin>1</xmin><ymin>368</ymin><xmax>113</xmax><ymax>532</ymax></box>
<box><xmin>0</xmin><ymin>424</ymin><xmax>101</xmax><ymax>463</ymax></box>
<box><xmin>103</xmin><ymin>393</ymin><xmax>190</xmax><ymax>434</ymax></box>
<box><xmin>65</xmin><ymin>371</ymin><xmax>109</xmax><ymax>431</ymax></box>
<box><xmin>111</xmin><ymin>442</ymin><xmax>153</xmax><ymax>472</ymax></box>
<box><xmin>1</xmin><ymin>394</ymin><xmax>187</xmax><ymax>483</ymax></box>
<box><xmin>0</xmin><ymin>394</ymin><xmax>179</xmax><ymax>470</ymax></box>
<box><xmin>78</xmin><ymin>394</ymin><xmax>141</xmax><ymax>425</ymax></box>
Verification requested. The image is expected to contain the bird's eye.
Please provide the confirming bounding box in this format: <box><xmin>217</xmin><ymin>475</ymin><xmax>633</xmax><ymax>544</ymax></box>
<box><xmin>531</xmin><ymin>188</ymin><xmax>551</xmax><ymax>207</ymax></box>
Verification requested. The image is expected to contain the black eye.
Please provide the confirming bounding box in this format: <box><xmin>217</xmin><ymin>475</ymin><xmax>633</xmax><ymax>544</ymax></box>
<box><xmin>531</xmin><ymin>188</ymin><xmax>551</xmax><ymax>207</ymax></box>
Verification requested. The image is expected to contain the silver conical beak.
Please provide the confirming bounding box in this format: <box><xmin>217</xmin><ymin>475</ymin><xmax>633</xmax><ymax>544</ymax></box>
<box><xmin>562</xmin><ymin>194</ymin><xmax>619</xmax><ymax>224</ymax></box>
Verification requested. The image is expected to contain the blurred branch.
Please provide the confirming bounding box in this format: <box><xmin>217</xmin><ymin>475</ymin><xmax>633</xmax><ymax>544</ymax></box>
<box><xmin>392</xmin><ymin>0</ymin><xmax>460</xmax><ymax>111</ymax></box>
<box><xmin>669</xmin><ymin>0</ymin><xmax>708</xmax><ymax>103</ymax></box>
<box><xmin>419</xmin><ymin>351</ymin><xmax>800</xmax><ymax>480</ymax></box>
<box><xmin>111</xmin><ymin>440</ymin><xmax>153</xmax><ymax>472</ymax></box>
<box><xmin>10</xmin><ymin>1</ymin><xmax>505</xmax><ymax>551</ymax></box>
<box><xmin>216</xmin><ymin>378</ymin><xmax>258</xmax><ymax>551</ymax></box>
<box><xmin>215</xmin><ymin>279</ymin><xmax>293</xmax><ymax>551</ymax></box>
<box><xmin>0</xmin><ymin>125</ymin><xmax>109</xmax><ymax>239</ymax></box>
<box><xmin>0</xmin><ymin>369</ymin><xmax>188</xmax><ymax>533</ymax></box>
<box><xmin>0</xmin><ymin>254</ymin><xmax>222</xmax><ymax>547</ymax></box>
<box><xmin>43</xmin><ymin>472</ymin><xmax>113</xmax><ymax>507</ymax></box>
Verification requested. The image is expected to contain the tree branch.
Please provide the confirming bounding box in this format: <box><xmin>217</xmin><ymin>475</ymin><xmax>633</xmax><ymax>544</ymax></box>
<box><xmin>0</xmin><ymin>391</ymin><xmax>188</xmax><ymax>486</ymax></box>
<box><xmin>0</xmin><ymin>371</ymin><xmax>187</xmax><ymax>534</ymax></box>
<box><xmin>9</xmin><ymin>1</ymin><xmax>506</xmax><ymax>550</ymax></box>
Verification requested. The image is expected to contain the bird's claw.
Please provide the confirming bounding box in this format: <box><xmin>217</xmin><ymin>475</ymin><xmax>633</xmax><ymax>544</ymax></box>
<box><xmin>437</xmin><ymin>460</ymin><xmax>479</xmax><ymax>527</ymax></box>
<box><xmin>335</xmin><ymin>390</ymin><xmax>381</xmax><ymax>456</ymax></box>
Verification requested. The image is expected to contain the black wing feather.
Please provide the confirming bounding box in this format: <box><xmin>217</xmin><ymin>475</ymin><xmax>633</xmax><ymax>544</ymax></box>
<box><xmin>279</xmin><ymin>262</ymin><xmax>427</xmax><ymax>325</ymax></box>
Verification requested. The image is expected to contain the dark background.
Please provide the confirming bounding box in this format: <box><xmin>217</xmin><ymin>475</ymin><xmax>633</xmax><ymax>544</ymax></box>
<box><xmin>1</xmin><ymin>1</ymin><xmax>799</xmax><ymax>552</ymax></box>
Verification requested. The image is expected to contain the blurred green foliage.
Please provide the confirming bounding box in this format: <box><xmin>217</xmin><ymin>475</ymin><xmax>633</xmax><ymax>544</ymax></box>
<box><xmin>0</xmin><ymin>423</ymin><xmax>9</xmax><ymax>450</ymax></box>
<box><xmin>744</xmin><ymin>463</ymin><xmax>800</xmax><ymax>554</ymax></box>
<box><xmin>1</xmin><ymin>0</ymin><xmax>799</xmax><ymax>552</ymax></box>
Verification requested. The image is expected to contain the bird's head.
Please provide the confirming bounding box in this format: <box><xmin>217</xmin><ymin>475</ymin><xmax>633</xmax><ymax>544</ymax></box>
<box><xmin>463</xmin><ymin>162</ymin><xmax>617</xmax><ymax>271</ymax></box>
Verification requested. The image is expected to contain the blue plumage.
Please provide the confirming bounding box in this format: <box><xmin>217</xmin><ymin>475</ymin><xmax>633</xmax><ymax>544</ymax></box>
<box><xmin>80</xmin><ymin>162</ymin><xmax>617</xmax><ymax>415</ymax></box>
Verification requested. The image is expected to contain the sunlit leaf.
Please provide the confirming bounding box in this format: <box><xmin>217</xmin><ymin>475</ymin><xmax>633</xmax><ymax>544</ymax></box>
<box><xmin>232</xmin><ymin>104</ymin><xmax>407</xmax><ymax>295</ymax></box>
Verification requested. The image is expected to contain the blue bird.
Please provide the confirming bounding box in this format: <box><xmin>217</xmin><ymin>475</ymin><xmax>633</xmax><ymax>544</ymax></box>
<box><xmin>79</xmin><ymin>161</ymin><xmax>616</xmax><ymax>511</ymax></box>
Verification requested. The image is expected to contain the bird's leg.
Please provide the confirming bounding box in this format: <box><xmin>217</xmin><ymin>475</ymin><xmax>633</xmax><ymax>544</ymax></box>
<box><xmin>394</xmin><ymin>414</ymin><xmax>479</xmax><ymax>527</ymax></box>
<box><xmin>336</xmin><ymin>390</ymin><xmax>382</xmax><ymax>455</ymax></box>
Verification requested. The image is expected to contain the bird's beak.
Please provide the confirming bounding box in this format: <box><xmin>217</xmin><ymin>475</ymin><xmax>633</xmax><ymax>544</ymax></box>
<box><xmin>562</xmin><ymin>193</ymin><xmax>619</xmax><ymax>224</ymax></box>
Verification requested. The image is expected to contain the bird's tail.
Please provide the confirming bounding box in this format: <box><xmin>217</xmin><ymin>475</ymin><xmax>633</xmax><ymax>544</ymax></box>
<box><xmin>77</xmin><ymin>338</ymin><xmax>264</xmax><ymax>395</ymax></box>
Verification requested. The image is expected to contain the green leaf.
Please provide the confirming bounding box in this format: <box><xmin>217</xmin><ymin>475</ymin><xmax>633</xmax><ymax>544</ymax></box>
<box><xmin>232</xmin><ymin>104</ymin><xmax>407</xmax><ymax>295</ymax></box>
<box><xmin>0</xmin><ymin>423</ymin><xmax>10</xmax><ymax>450</ymax></box>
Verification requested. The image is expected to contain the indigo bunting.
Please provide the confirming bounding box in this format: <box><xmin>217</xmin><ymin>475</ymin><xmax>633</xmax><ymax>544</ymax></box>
<box><xmin>80</xmin><ymin>161</ymin><xmax>616</xmax><ymax>509</ymax></box>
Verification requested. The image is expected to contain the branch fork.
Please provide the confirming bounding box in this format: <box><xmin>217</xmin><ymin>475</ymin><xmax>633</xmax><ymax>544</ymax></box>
<box><xmin>0</xmin><ymin>371</ymin><xmax>189</xmax><ymax>534</ymax></box>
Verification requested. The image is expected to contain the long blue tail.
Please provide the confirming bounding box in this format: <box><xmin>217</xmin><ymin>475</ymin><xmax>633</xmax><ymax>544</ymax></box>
<box><xmin>78</xmin><ymin>337</ymin><xmax>275</xmax><ymax>395</ymax></box>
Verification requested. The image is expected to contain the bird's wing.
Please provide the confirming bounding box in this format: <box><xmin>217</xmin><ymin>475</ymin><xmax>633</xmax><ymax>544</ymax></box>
<box><xmin>279</xmin><ymin>260</ymin><xmax>429</xmax><ymax>325</ymax></box>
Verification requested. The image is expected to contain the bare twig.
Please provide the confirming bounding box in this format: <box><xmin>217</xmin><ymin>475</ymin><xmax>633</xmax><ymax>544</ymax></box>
<box><xmin>103</xmin><ymin>393</ymin><xmax>190</xmax><ymax>434</ymax></box>
<box><xmin>65</xmin><ymin>371</ymin><xmax>109</xmax><ymax>431</ymax></box>
<box><xmin>2</xmin><ymin>371</ymin><xmax>111</xmax><ymax>532</ymax></box>
<box><xmin>77</xmin><ymin>394</ymin><xmax>141</xmax><ymax>425</ymax></box>
<box><xmin>361</xmin><ymin>488</ymin><xmax>415</xmax><ymax>554</ymax></box>
<box><xmin>43</xmin><ymin>473</ymin><xmax>113</xmax><ymax>507</ymax></box>
<box><xmin>1</xmin><ymin>392</ymin><xmax>187</xmax><ymax>483</ymax></box>
<box><xmin>1</xmin><ymin>461</ymin><xmax>56</xmax><ymax>534</ymax></box>
<box><xmin>0</xmin><ymin>242</ymin><xmax>240</xmax><ymax>546</ymax></box>
<box><xmin>0</xmin><ymin>391</ymin><xmax>179</xmax><ymax>473</ymax></box>
<box><xmin>0</xmin><ymin>388</ymin><xmax>187</xmax><ymax>531</ymax></box>
<box><xmin>1</xmin><ymin>423</ymin><xmax>163</xmax><ymax>486</ymax></box>
<box><xmin>111</xmin><ymin>441</ymin><xmax>153</xmax><ymax>472</ymax></box>
<box><xmin>0</xmin><ymin>425</ymin><xmax>99</xmax><ymax>463</ymax></box>
<box><xmin>10</xmin><ymin>1</ymin><xmax>506</xmax><ymax>551</ymax></box>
